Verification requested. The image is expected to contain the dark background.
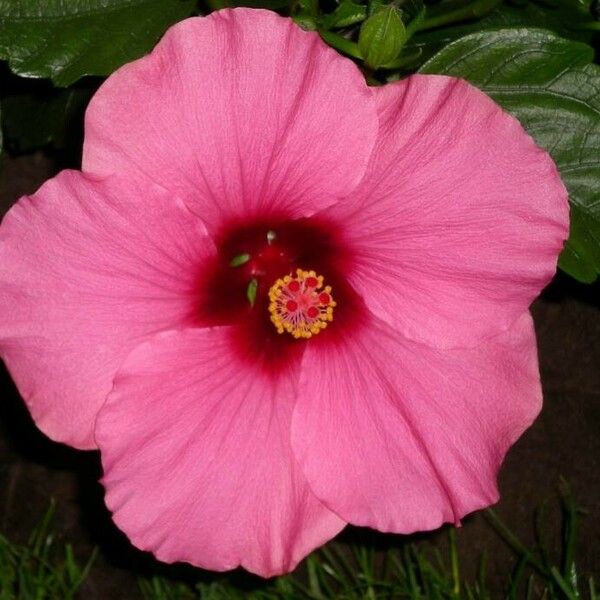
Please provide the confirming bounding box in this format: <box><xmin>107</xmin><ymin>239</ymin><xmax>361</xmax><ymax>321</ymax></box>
<box><xmin>0</xmin><ymin>152</ymin><xmax>598</xmax><ymax>597</ymax></box>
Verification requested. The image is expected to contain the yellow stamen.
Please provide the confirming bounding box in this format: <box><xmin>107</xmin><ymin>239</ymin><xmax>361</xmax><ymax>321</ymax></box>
<box><xmin>268</xmin><ymin>269</ymin><xmax>336</xmax><ymax>339</ymax></box>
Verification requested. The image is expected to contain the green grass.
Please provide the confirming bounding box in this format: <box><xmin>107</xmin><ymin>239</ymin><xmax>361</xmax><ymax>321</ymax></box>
<box><xmin>0</xmin><ymin>485</ymin><xmax>596</xmax><ymax>599</ymax></box>
<box><xmin>0</xmin><ymin>501</ymin><xmax>96</xmax><ymax>600</ymax></box>
<box><xmin>137</xmin><ymin>483</ymin><xmax>597</xmax><ymax>599</ymax></box>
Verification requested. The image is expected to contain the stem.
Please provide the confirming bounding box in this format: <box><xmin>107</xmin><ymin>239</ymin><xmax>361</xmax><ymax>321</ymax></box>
<box><xmin>448</xmin><ymin>527</ymin><xmax>460</xmax><ymax>597</ymax></box>
<box><xmin>418</xmin><ymin>0</ymin><xmax>502</xmax><ymax>31</ymax></box>
<box><xmin>570</xmin><ymin>21</ymin><xmax>600</xmax><ymax>31</ymax></box>
<box><xmin>380</xmin><ymin>47</ymin><xmax>423</xmax><ymax>70</ymax></box>
<box><xmin>318</xmin><ymin>30</ymin><xmax>363</xmax><ymax>59</ymax></box>
<box><xmin>534</xmin><ymin>501</ymin><xmax>554</xmax><ymax>577</ymax></box>
<box><xmin>484</xmin><ymin>509</ymin><xmax>548</xmax><ymax>577</ymax></box>
<box><xmin>550</xmin><ymin>568</ymin><xmax>580</xmax><ymax>600</ymax></box>
<box><xmin>405</xmin><ymin>6</ymin><xmax>426</xmax><ymax>38</ymax></box>
<box><xmin>304</xmin><ymin>0</ymin><xmax>319</xmax><ymax>18</ymax></box>
<box><xmin>560</xmin><ymin>481</ymin><xmax>580</xmax><ymax>592</ymax></box>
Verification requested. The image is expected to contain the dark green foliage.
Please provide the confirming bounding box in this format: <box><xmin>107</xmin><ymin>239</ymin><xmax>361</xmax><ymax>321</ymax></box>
<box><xmin>0</xmin><ymin>0</ymin><xmax>196</xmax><ymax>87</ymax></box>
<box><xmin>405</xmin><ymin>0</ymin><xmax>597</xmax><ymax>65</ymax></box>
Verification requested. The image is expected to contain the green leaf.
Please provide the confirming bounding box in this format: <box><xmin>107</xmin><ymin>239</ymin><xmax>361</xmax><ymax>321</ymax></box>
<box><xmin>421</xmin><ymin>28</ymin><xmax>600</xmax><ymax>283</ymax></box>
<box><xmin>359</xmin><ymin>5</ymin><xmax>407</xmax><ymax>69</ymax></box>
<box><xmin>0</xmin><ymin>0</ymin><xmax>196</xmax><ymax>87</ymax></box>
<box><xmin>320</xmin><ymin>0</ymin><xmax>367</xmax><ymax>29</ymax></box>
<box><xmin>559</xmin><ymin>205</ymin><xmax>600</xmax><ymax>283</ymax></box>
<box><xmin>406</xmin><ymin>0</ymin><xmax>596</xmax><ymax>68</ymax></box>
<box><xmin>397</xmin><ymin>0</ymin><xmax>425</xmax><ymax>29</ymax></box>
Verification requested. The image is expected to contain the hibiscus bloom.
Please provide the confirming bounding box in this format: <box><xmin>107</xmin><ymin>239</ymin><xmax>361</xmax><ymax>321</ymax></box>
<box><xmin>0</xmin><ymin>8</ymin><xmax>568</xmax><ymax>577</ymax></box>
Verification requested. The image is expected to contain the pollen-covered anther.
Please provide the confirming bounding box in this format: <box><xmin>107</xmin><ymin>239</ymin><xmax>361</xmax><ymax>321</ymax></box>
<box><xmin>268</xmin><ymin>269</ymin><xmax>336</xmax><ymax>339</ymax></box>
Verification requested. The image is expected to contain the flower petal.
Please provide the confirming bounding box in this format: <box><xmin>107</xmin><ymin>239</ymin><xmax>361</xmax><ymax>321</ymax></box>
<box><xmin>96</xmin><ymin>326</ymin><xmax>345</xmax><ymax>577</ymax></box>
<box><xmin>83</xmin><ymin>8</ymin><xmax>378</xmax><ymax>234</ymax></box>
<box><xmin>327</xmin><ymin>75</ymin><xmax>568</xmax><ymax>349</ymax></box>
<box><xmin>291</xmin><ymin>312</ymin><xmax>541</xmax><ymax>532</ymax></box>
<box><xmin>0</xmin><ymin>171</ymin><xmax>214</xmax><ymax>449</ymax></box>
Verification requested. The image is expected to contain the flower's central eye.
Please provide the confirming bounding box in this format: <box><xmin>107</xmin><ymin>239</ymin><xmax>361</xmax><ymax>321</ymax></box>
<box><xmin>268</xmin><ymin>269</ymin><xmax>336</xmax><ymax>339</ymax></box>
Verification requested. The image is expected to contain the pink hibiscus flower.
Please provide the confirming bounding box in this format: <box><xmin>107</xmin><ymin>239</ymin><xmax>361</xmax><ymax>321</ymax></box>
<box><xmin>0</xmin><ymin>8</ymin><xmax>568</xmax><ymax>577</ymax></box>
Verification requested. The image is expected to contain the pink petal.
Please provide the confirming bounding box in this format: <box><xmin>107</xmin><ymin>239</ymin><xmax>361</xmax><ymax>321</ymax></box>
<box><xmin>327</xmin><ymin>75</ymin><xmax>568</xmax><ymax>349</ymax></box>
<box><xmin>83</xmin><ymin>9</ymin><xmax>378</xmax><ymax>234</ymax></box>
<box><xmin>291</xmin><ymin>312</ymin><xmax>541</xmax><ymax>532</ymax></box>
<box><xmin>96</xmin><ymin>327</ymin><xmax>345</xmax><ymax>577</ymax></box>
<box><xmin>0</xmin><ymin>171</ymin><xmax>214</xmax><ymax>449</ymax></box>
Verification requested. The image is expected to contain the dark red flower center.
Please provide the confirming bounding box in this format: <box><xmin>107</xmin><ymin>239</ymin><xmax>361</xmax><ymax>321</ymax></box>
<box><xmin>196</xmin><ymin>214</ymin><xmax>364</xmax><ymax>375</ymax></box>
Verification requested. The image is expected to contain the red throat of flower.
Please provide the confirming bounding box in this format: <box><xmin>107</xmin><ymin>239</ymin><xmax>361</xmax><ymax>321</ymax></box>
<box><xmin>196</xmin><ymin>215</ymin><xmax>362</xmax><ymax>374</ymax></box>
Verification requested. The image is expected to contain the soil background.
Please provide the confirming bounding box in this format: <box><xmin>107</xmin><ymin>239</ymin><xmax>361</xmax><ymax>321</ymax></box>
<box><xmin>1</xmin><ymin>153</ymin><xmax>598</xmax><ymax>598</ymax></box>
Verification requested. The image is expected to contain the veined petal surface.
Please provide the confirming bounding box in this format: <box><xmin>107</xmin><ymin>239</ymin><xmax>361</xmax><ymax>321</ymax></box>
<box><xmin>96</xmin><ymin>327</ymin><xmax>345</xmax><ymax>577</ymax></box>
<box><xmin>327</xmin><ymin>75</ymin><xmax>568</xmax><ymax>349</ymax></box>
<box><xmin>291</xmin><ymin>312</ymin><xmax>541</xmax><ymax>531</ymax></box>
<box><xmin>0</xmin><ymin>171</ymin><xmax>214</xmax><ymax>448</ymax></box>
<box><xmin>83</xmin><ymin>8</ymin><xmax>378</xmax><ymax>234</ymax></box>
